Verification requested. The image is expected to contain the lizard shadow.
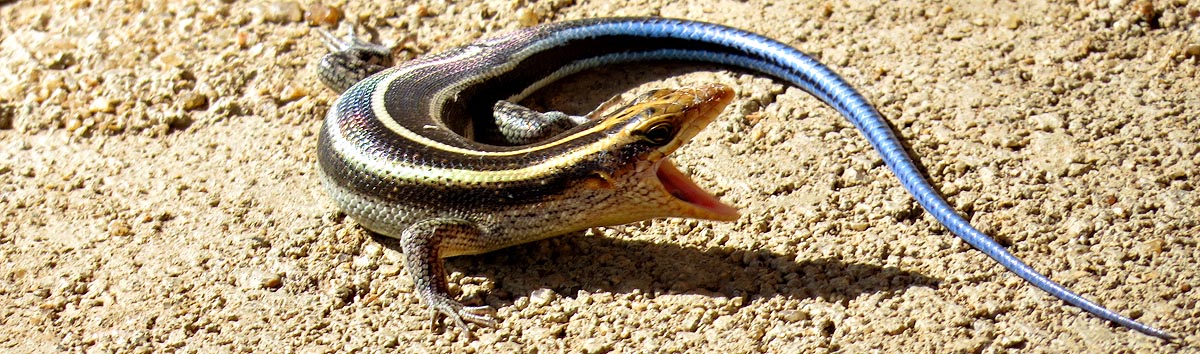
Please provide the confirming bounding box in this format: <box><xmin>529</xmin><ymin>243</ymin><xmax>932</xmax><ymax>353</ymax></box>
<box><xmin>440</xmin><ymin>229</ymin><xmax>940</xmax><ymax>307</ymax></box>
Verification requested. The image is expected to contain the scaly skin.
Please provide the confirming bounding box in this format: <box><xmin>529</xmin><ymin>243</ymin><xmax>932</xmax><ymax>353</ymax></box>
<box><xmin>316</xmin><ymin>18</ymin><xmax>1174</xmax><ymax>340</ymax></box>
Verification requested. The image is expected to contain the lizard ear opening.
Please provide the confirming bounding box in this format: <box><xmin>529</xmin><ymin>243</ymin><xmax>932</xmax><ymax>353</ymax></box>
<box><xmin>580</xmin><ymin>171</ymin><xmax>616</xmax><ymax>190</ymax></box>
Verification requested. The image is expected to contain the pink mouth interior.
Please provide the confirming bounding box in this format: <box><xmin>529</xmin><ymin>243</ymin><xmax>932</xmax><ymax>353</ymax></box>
<box><xmin>656</xmin><ymin>160</ymin><xmax>740</xmax><ymax>221</ymax></box>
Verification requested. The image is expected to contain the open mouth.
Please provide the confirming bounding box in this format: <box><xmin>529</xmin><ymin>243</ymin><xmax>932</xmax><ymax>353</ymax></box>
<box><xmin>656</xmin><ymin>159</ymin><xmax>740</xmax><ymax>221</ymax></box>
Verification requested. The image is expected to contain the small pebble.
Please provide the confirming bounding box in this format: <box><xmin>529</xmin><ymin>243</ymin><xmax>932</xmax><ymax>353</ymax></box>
<box><xmin>279</xmin><ymin>84</ymin><xmax>307</xmax><ymax>103</ymax></box>
<box><xmin>516</xmin><ymin>8</ymin><xmax>539</xmax><ymax>27</ymax></box>
<box><xmin>680</xmin><ymin>313</ymin><xmax>702</xmax><ymax>331</ymax></box>
<box><xmin>262</xmin><ymin>1</ymin><xmax>303</xmax><ymax>23</ymax></box>
<box><xmin>45</xmin><ymin>52</ymin><xmax>75</xmax><ymax>70</ymax></box>
<box><xmin>155</xmin><ymin>51</ymin><xmax>185</xmax><ymax>68</ymax></box>
<box><xmin>1028</xmin><ymin>112</ymin><xmax>1063</xmax><ymax>131</ymax></box>
<box><xmin>1133</xmin><ymin>1</ymin><xmax>1155</xmax><ymax>22</ymax></box>
<box><xmin>157</xmin><ymin>109</ymin><xmax>191</xmax><ymax>129</ymax></box>
<box><xmin>744</xmin><ymin>112</ymin><xmax>765</xmax><ymax>126</ymax></box>
<box><xmin>581</xmin><ymin>338</ymin><xmax>613</xmax><ymax>354</ymax></box>
<box><xmin>352</xmin><ymin>256</ymin><xmax>375</xmax><ymax>269</ymax></box>
<box><xmin>362</xmin><ymin>243</ymin><xmax>383</xmax><ymax>257</ymax></box>
<box><xmin>406</xmin><ymin>4</ymin><xmax>428</xmax><ymax>17</ymax></box>
<box><xmin>240</xmin><ymin>270</ymin><xmax>283</xmax><ymax>290</ymax></box>
<box><xmin>530</xmin><ymin>288</ymin><xmax>558</xmax><ymax>306</ymax></box>
<box><xmin>1001</xmin><ymin>14</ymin><xmax>1022</xmax><ymax>29</ymax></box>
<box><xmin>180</xmin><ymin>92</ymin><xmax>208</xmax><ymax>111</ymax></box>
<box><xmin>1064</xmin><ymin>219</ymin><xmax>1094</xmax><ymax>239</ymax></box>
<box><xmin>780</xmin><ymin>309</ymin><xmax>809</xmax><ymax>322</ymax></box>
<box><xmin>997</xmin><ymin>335</ymin><xmax>1027</xmax><ymax>348</ymax></box>
<box><xmin>236</xmin><ymin>32</ymin><xmax>253</xmax><ymax>48</ymax></box>
<box><xmin>306</xmin><ymin>3</ymin><xmax>342</xmax><ymax>26</ymax></box>
<box><xmin>378</xmin><ymin>264</ymin><xmax>401</xmax><ymax>276</ymax></box>
<box><xmin>107</xmin><ymin>220</ymin><xmax>132</xmax><ymax>236</ymax></box>
<box><xmin>840</xmin><ymin>167</ymin><xmax>868</xmax><ymax>187</ymax></box>
<box><xmin>88</xmin><ymin>97</ymin><xmax>115</xmax><ymax>113</ymax></box>
<box><xmin>1184</xmin><ymin>45</ymin><xmax>1200</xmax><ymax>59</ymax></box>
<box><xmin>882</xmin><ymin>318</ymin><xmax>911</xmax><ymax>335</ymax></box>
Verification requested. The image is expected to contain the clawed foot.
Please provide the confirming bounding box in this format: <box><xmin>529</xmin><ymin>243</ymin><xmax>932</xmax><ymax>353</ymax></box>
<box><xmin>317</xmin><ymin>23</ymin><xmax>392</xmax><ymax>56</ymax></box>
<box><xmin>427</xmin><ymin>296</ymin><xmax>498</xmax><ymax>339</ymax></box>
<box><xmin>316</xmin><ymin>23</ymin><xmax>395</xmax><ymax>93</ymax></box>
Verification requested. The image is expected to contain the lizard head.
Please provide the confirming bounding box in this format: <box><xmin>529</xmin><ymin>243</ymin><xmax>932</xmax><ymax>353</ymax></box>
<box><xmin>580</xmin><ymin>83</ymin><xmax>740</xmax><ymax>224</ymax></box>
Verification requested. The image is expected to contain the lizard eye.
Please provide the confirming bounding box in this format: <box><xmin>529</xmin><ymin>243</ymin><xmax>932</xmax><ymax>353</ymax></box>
<box><xmin>642</xmin><ymin>122</ymin><xmax>675</xmax><ymax>145</ymax></box>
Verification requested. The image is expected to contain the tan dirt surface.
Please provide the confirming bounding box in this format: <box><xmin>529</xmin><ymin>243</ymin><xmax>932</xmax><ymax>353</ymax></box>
<box><xmin>2</xmin><ymin>0</ymin><xmax>1198</xmax><ymax>352</ymax></box>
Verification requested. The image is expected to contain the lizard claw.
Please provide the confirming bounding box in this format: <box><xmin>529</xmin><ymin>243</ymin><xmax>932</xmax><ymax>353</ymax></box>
<box><xmin>317</xmin><ymin>23</ymin><xmax>392</xmax><ymax>55</ymax></box>
<box><xmin>315</xmin><ymin>22</ymin><xmax>394</xmax><ymax>93</ymax></box>
<box><xmin>429</xmin><ymin>299</ymin><xmax>497</xmax><ymax>339</ymax></box>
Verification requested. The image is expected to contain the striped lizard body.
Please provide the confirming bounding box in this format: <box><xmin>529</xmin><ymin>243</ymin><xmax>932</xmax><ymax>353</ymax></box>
<box><xmin>315</xmin><ymin>17</ymin><xmax>1173</xmax><ymax>340</ymax></box>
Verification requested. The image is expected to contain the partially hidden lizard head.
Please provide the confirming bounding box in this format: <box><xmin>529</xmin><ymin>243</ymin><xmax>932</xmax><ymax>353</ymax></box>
<box><xmin>577</xmin><ymin>83</ymin><xmax>740</xmax><ymax>225</ymax></box>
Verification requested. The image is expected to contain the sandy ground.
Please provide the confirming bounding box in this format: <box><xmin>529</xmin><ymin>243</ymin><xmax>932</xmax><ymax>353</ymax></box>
<box><xmin>2</xmin><ymin>0</ymin><xmax>1198</xmax><ymax>352</ymax></box>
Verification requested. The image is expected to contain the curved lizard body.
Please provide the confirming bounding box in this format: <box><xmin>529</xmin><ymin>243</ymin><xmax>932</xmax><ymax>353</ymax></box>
<box><xmin>315</xmin><ymin>17</ymin><xmax>1172</xmax><ymax>340</ymax></box>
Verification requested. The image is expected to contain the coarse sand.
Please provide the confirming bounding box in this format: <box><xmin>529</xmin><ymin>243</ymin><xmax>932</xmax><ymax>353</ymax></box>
<box><xmin>1</xmin><ymin>1</ymin><xmax>1197</xmax><ymax>352</ymax></box>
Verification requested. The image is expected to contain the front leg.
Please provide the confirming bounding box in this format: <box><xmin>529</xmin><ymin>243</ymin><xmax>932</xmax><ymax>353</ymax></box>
<box><xmin>317</xmin><ymin>27</ymin><xmax>394</xmax><ymax>94</ymax></box>
<box><xmin>492</xmin><ymin>100</ymin><xmax>589</xmax><ymax>145</ymax></box>
<box><xmin>401</xmin><ymin>218</ymin><xmax>498</xmax><ymax>337</ymax></box>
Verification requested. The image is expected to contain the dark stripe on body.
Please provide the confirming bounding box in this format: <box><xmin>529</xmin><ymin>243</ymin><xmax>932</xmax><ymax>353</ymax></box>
<box><xmin>320</xmin><ymin>117</ymin><xmax>630</xmax><ymax>206</ymax></box>
<box><xmin>322</xmin><ymin>19</ymin><xmax>775</xmax><ymax>206</ymax></box>
<box><xmin>323</xmin><ymin>18</ymin><xmax>814</xmax><ymax>207</ymax></box>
